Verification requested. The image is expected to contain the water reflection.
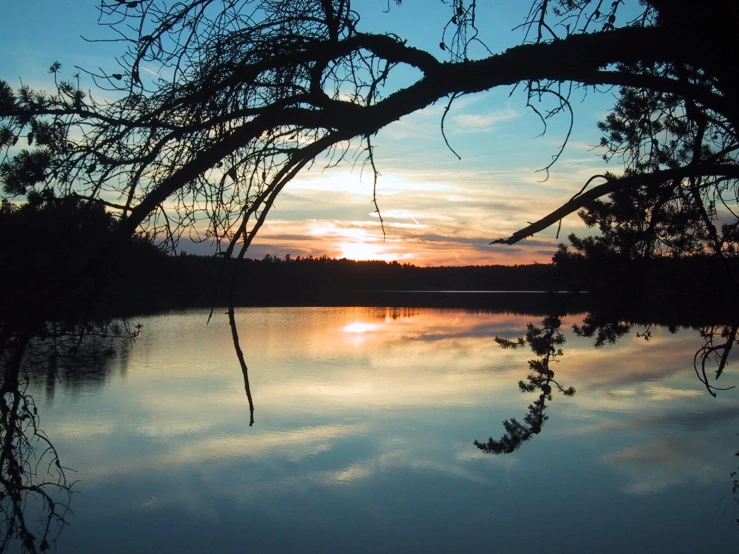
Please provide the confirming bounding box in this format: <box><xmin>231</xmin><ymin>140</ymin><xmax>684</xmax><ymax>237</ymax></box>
<box><xmin>0</xmin><ymin>368</ymin><xmax>71</xmax><ymax>554</ymax></box>
<box><xmin>1</xmin><ymin>320</ymin><xmax>137</xmax><ymax>553</ymax></box>
<box><xmin>475</xmin><ymin>315</ymin><xmax>575</xmax><ymax>454</ymax></box>
<box><xmin>7</xmin><ymin>308</ymin><xmax>739</xmax><ymax>552</ymax></box>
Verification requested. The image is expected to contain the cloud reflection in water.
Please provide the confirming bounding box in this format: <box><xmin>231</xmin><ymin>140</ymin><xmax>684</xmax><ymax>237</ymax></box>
<box><xmin>33</xmin><ymin>307</ymin><xmax>739</xmax><ymax>553</ymax></box>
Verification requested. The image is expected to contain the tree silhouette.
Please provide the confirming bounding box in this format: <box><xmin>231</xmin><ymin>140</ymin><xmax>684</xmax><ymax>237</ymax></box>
<box><xmin>1</xmin><ymin>0</ymin><xmax>737</xmax><ymax>260</ymax></box>
<box><xmin>0</xmin><ymin>192</ymin><xmax>148</xmax><ymax>553</ymax></box>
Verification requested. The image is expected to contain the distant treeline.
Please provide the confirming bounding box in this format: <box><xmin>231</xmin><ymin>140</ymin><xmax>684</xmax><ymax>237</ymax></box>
<box><xmin>111</xmin><ymin>250</ymin><xmax>739</xmax><ymax>324</ymax></box>
<box><xmin>137</xmin><ymin>253</ymin><xmax>559</xmax><ymax>311</ymax></box>
<box><xmin>2</xmin><ymin>196</ymin><xmax>736</xmax><ymax>321</ymax></box>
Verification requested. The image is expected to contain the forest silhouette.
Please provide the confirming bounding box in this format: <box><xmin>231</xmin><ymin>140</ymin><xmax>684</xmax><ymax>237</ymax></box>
<box><xmin>4</xmin><ymin>194</ymin><xmax>737</xmax><ymax>320</ymax></box>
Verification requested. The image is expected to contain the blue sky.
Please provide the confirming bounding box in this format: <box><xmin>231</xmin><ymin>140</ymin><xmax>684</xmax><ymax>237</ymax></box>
<box><xmin>0</xmin><ymin>0</ymin><xmax>620</xmax><ymax>265</ymax></box>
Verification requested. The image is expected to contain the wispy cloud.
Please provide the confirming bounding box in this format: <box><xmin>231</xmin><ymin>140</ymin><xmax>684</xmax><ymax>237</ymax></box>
<box><xmin>451</xmin><ymin>108</ymin><xmax>521</xmax><ymax>134</ymax></box>
<box><xmin>603</xmin><ymin>438</ymin><xmax>725</xmax><ymax>495</ymax></box>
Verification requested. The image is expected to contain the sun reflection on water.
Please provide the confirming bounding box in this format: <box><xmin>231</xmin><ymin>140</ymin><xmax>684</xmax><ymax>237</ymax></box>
<box><xmin>343</xmin><ymin>322</ymin><xmax>382</xmax><ymax>334</ymax></box>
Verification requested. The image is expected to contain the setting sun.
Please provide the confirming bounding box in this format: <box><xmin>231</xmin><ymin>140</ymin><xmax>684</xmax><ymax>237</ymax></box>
<box><xmin>340</xmin><ymin>241</ymin><xmax>397</xmax><ymax>262</ymax></box>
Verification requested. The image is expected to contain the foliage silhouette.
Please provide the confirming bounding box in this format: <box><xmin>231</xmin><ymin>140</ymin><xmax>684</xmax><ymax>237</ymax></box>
<box><xmin>0</xmin><ymin>192</ymin><xmax>161</xmax><ymax>327</ymax></box>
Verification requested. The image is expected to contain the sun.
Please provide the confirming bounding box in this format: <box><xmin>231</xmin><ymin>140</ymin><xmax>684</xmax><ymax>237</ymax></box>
<box><xmin>339</xmin><ymin>241</ymin><xmax>386</xmax><ymax>261</ymax></box>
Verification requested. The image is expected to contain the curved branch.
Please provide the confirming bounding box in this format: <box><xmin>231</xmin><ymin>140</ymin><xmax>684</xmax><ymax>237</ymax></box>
<box><xmin>16</xmin><ymin>17</ymin><xmax>732</xmax><ymax>249</ymax></box>
<box><xmin>492</xmin><ymin>164</ymin><xmax>739</xmax><ymax>245</ymax></box>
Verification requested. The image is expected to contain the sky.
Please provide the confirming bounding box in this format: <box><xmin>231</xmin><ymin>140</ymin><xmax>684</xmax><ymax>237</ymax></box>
<box><xmin>0</xmin><ymin>0</ymin><xmax>623</xmax><ymax>266</ymax></box>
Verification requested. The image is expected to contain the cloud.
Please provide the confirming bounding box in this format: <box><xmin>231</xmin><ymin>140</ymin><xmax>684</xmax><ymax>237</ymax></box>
<box><xmin>561</xmin><ymin>402</ymin><xmax>739</xmax><ymax>437</ymax></box>
<box><xmin>602</xmin><ymin>438</ymin><xmax>726</xmax><ymax>495</ymax></box>
<box><xmin>81</xmin><ymin>423</ymin><xmax>371</xmax><ymax>481</ymax></box>
<box><xmin>451</xmin><ymin>108</ymin><xmax>521</xmax><ymax>133</ymax></box>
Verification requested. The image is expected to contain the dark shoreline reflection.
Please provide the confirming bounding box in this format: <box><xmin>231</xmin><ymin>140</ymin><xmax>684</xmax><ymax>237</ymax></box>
<box><xmin>7</xmin><ymin>302</ymin><xmax>739</xmax><ymax>552</ymax></box>
<box><xmin>1</xmin><ymin>321</ymin><xmax>137</xmax><ymax>553</ymax></box>
<box><xmin>27</xmin><ymin>333</ymin><xmax>134</xmax><ymax>403</ymax></box>
<box><xmin>219</xmin><ymin>290</ymin><xmax>588</xmax><ymax>314</ymax></box>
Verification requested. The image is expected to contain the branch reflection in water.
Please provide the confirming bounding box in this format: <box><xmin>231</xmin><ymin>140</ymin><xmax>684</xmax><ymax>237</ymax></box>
<box><xmin>477</xmin><ymin>305</ymin><xmax>738</xmax><ymax>457</ymax></box>
<box><xmin>1</xmin><ymin>320</ymin><xmax>137</xmax><ymax>553</ymax></box>
<box><xmin>474</xmin><ymin>300</ymin><xmax>739</xmax><ymax>532</ymax></box>
<box><xmin>475</xmin><ymin>314</ymin><xmax>575</xmax><ymax>454</ymax></box>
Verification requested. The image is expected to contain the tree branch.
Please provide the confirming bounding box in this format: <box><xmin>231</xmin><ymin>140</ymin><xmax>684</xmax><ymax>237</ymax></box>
<box><xmin>492</xmin><ymin>164</ymin><xmax>739</xmax><ymax>245</ymax></box>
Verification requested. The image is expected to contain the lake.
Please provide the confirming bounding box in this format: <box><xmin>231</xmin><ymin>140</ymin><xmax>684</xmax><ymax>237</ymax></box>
<box><xmin>22</xmin><ymin>307</ymin><xmax>739</xmax><ymax>553</ymax></box>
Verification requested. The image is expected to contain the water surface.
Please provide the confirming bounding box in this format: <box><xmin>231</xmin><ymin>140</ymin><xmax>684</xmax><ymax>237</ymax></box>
<box><xmin>31</xmin><ymin>307</ymin><xmax>739</xmax><ymax>553</ymax></box>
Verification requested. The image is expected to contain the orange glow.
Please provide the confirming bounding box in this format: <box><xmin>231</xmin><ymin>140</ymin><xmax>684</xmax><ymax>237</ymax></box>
<box><xmin>250</xmin><ymin>219</ymin><xmax>559</xmax><ymax>266</ymax></box>
<box><xmin>343</xmin><ymin>322</ymin><xmax>382</xmax><ymax>334</ymax></box>
<box><xmin>339</xmin><ymin>241</ymin><xmax>401</xmax><ymax>262</ymax></box>
<box><xmin>332</xmin><ymin>238</ymin><xmax>550</xmax><ymax>266</ymax></box>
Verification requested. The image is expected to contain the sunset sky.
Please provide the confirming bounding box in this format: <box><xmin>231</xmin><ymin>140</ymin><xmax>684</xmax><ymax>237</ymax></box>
<box><xmin>0</xmin><ymin>0</ymin><xmax>622</xmax><ymax>266</ymax></box>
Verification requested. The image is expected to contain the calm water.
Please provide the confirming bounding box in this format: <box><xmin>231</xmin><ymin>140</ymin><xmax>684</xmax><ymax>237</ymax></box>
<box><xmin>26</xmin><ymin>307</ymin><xmax>739</xmax><ymax>553</ymax></box>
